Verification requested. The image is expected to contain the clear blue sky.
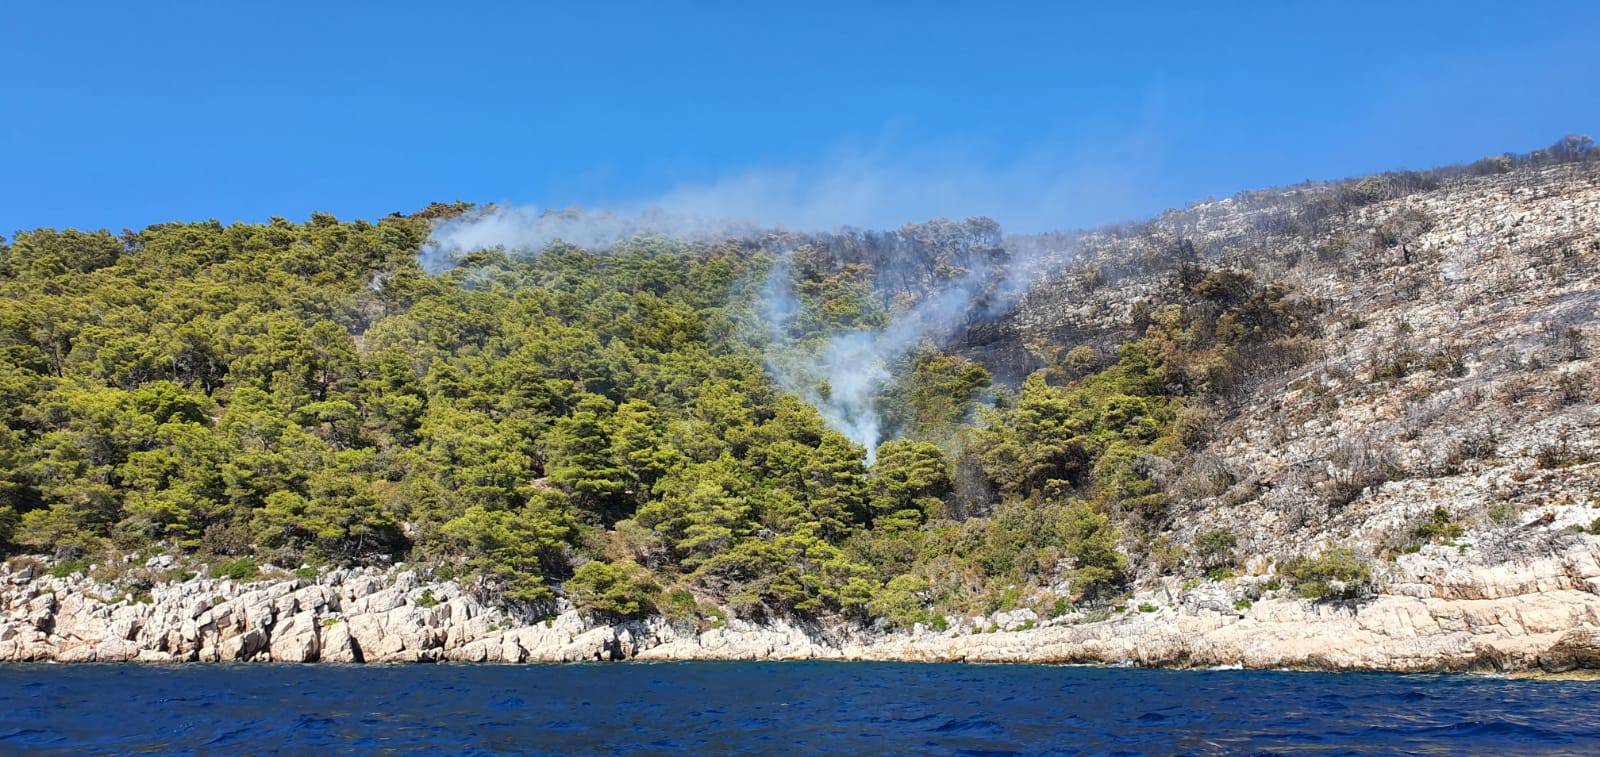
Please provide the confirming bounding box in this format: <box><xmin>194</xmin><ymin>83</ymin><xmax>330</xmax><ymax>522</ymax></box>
<box><xmin>4</xmin><ymin>1</ymin><xmax>1598</xmax><ymax>237</ymax></box>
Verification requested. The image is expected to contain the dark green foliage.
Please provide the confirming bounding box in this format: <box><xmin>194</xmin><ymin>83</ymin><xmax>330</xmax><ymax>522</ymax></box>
<box><xmin>1411</xmin><ymin>507</ymin><xmax>1463</xmax><ymax>543</ymax></box>
<box><xmin>439</xmin><ymin>499</ymin><xmax>572</xmax><ymax>602</ymax></box>
<box><xmin>1193</xmin><ymin>528</ymin><xmax>1238</xmax><ymax>573</ymax></box>
<box><xmin>215</xmin><ymin>557</ymin><xmax>258</xmax><ymax>581</ymax></box>
<box><xmin>0</xmin><ymin>206</ymin><xmax>1322</xmax><ymax>625</ymax></box>
<box><xmin>868</xmin><ymin>439</ymin><xmax>952</xmax><ymax>529</ymax></box>
<box><xmin>882</xmin><ymin>349</ymin><xmax>991</xmax><ymax>440</ymax></box>
<box><xmin>49</xmin><ymin>558</ymin><xmax>89</xmax><ymax>578</ymax></box>
<box><xmin>566</xmin><ymin>560</ymin><xmax>657</xmax><ymax>619</ymax></box>
<box><xmin>1282</xmin><ymin>549</ymin><xmax>1373</xmax><ymax>600</ymax></box>
<box><xmin>543</xmin><ymin>394</ymin><xmax>628</xmax><ymax>522</ymax></box>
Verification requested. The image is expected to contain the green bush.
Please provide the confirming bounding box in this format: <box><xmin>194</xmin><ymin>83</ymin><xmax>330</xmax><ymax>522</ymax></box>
<box><xmin>566</xmin><ymin>560</ymin><xmax>657</xmax><ymax>620</ymax></box>
<box><xmin>1282</xmin><ymin>549</ymin><xmax>1372</xmax><ymax>600</ymax></box>
<box><xmin>214</xmin><ymin>557</ymin><xmax>258</xmax><ymax>581</ymax></box>
<box><xmin>1048</xmin><ymin>596</ymin><xmax>1072</xmax><ymax>618</ymax></box>
<box><xmin>870</xmin><ymin>574</ymin><xmax>934</xmax><ymax>630</ymax></box>
<box><xmin>1488</xmin><ymin>503</ymin><xmax>1520</xmax><ymax>525</ymax></box>
<box><xmin>1194</xmin><ymin>528</ymin><xmax>1237</xmax><ymax>571</ymax></box>
<box><xmin>49</xmin><ymin>558</ymin><xmax>89</xmax><ymax>578</ymax></box>
<box><xmin>659</xmin><ymin>588</ymin><xmax>702</xmax><ymax>626</ymax></box>
<box><xmin>1410</xmin><ymin>507</ymin><xmax>1463</xmax><ymax>543</ymax></box>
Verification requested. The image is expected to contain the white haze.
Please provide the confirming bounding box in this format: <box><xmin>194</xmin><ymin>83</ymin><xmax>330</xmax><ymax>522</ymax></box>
<box><xmin>418</xmin><ymin>141</ymin><xmax>1137</xmax><ymax>457</ymax></box>
<box><xmin>758</xmin><ymin>264</ymin><xmax>997</xmax><ymax>463</ymax></box>
<box><xmin>421</xmin><ymin>138</ymin><xmax>1154</xmax><ymax>271</ymax></box>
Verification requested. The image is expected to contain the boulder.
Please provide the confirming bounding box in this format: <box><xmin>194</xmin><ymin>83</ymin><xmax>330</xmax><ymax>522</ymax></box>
<box><xmin>1538</xmin><ymin>627</ymin><xmax>1600</xmax><ymax>672</ymax></box>
<box><xmin>220</xmin><ymin>628</ymin><xmax>267</xmax><ymax>661</ymax></box>
<box><xmin>320</xmin><ymin>620</ymin><xmax>360</xmax><ymax>663</ymax></box>
<box><xmin>269</xmin><ymin>611</ymin><xmax>321</xmax><ymax>663</ymax></box>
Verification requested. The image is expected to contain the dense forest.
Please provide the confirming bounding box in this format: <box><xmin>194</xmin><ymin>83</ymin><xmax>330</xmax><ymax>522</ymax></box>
<box><xmin>0</xmin><ymin>200</ymin><xmax>1325</xmax><ymax>629</ymax></box>
<box><xmin>8</xmin><ymin>132</ymin><xmax>1593</xmax><ymax>626</ymax></box>
<box><xmin>32</xmin><ymin>132</ymin><xmax>1593</xmax><ymax>627</ymax></box>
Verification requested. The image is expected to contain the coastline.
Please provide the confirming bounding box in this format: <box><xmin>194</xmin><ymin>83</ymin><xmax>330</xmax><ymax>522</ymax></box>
<box><xmin>7</xmin><ymin>538</ymin><xmax>1600</xmax><ymax>675</ymax></box>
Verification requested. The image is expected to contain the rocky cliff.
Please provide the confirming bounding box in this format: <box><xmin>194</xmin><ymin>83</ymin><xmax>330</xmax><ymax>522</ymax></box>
<box><xmin>4</xmin><ymin>155</ymin><xmax>1596</xmax><ymax>674</ymax></box>
<box><xmin>6</xmin><ymin>537</ymin><xmax>1600</xmax><ymax>673</ymax></box>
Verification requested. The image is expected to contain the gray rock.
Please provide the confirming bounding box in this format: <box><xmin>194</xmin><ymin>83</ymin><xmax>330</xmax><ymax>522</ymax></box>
<box><xmin>269</xmin><ymin>611</ymin><xmax>320</xmax><ymax>663</ymax></box>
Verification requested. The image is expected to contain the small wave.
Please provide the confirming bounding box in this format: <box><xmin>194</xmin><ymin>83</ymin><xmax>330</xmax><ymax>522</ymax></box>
<box><xmin>1415</xmin><ymin>719</ymin><xmax>1563</xmax><ymax>740</ymax></box>
<box><xmin>3</xmin><ymin>663</ymin><xmax>1599</xmax><ymax>752</ymax></box>
<box><xmin>931</xmin><ymin>716</ymin><xmax>1006</xmax><ymax>735</ymax></box>
<box><xmin>0</xmin><ymin>728</ymin><xmax>53</xmax><ymax>743</ymax></box>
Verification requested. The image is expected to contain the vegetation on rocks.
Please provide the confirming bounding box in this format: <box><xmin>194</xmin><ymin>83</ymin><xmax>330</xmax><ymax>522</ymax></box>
<box><xmin>1</xmin><ymin>135</ymin><xmax>1596</xmax><ymax>634</ymax></box>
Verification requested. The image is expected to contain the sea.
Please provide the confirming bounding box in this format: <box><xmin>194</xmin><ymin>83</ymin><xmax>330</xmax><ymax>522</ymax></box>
<box><xmin>2</xmin><ymin>662</ymin><xmax>1598</xmax><ymax>754</ymax></box>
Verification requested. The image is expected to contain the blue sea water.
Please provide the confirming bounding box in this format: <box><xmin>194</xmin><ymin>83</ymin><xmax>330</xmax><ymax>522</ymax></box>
<box><xmin>1</xmin><ymin>662</ymin><xmax>1598</xmax><ymax>755</ymax></box>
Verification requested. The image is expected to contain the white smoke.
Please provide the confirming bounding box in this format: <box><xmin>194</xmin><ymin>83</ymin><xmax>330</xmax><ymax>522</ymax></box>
<box><xmin>757</xmin><ymin>256</ymin><xmax>1003</xmax><ymax>462</ymax></box>
<box><xmin>420</xmin><ymin>206</ymin><xmax>770</xmax><ymax>274</ymax></box>
<box><xmin>418</xmin><ymin>138</ymin><xmax>1118</xmax><ymax>459</ymax></box>
<box><xmin>418</xmin><ymin>134</ymin><xmax>1152</xmax><ymax>270</ymax></box>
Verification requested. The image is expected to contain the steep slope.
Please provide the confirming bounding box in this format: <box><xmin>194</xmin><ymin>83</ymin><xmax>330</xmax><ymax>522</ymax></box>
<box><xmin>997</xmin><ymin>159</ymin><xmax>1599</xmax><ymax>584</ymax></box>
<box><xmin>2</xmin><ymin>144</ymin><xmax>1598</xmax><ymax>671</ymax></box>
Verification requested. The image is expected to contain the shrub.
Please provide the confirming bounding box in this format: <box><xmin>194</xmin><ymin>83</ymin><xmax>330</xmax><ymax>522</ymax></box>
<box><xmin>214</xmin><ymin>557</ymin><xmax>259</xmax><ymax>581</ymax></box>
<box><xmin>1048</xmin><ymin>596</ymin><xmax>1072</xmax><ymax>618</ymax></box>
<box><xmin>416</xmin><ymin>589</ymin><xmax>440</xmax><ymax>608</ymax></box>
<box><xmin>49</xmin><ymin>558</ymin><xmax>89</xmax><ymax>578</ymax></box>
<box><xmin>1410</xmin><ymin>507</ymin><xmax>1463</xmax><ymax>543</ymax></box>
<box><xmin>1146</xmin><ymin>536</ymin><xmax>1186</xmax><ymax>576</ymax></box>
<box><xmin>0</xmin><ymin>506</ymin><xmax>16</xmax><ymax>547</ymax></box>
<box><xmin>1488</xmin><ymin>502</ymin><xmax>1521</xmax><ymax>525</ymax></box>
<box><xmin>1371</xmin><ymin>350</ymin><xmax>1423</xmax><ymax>381</ymax></box>
<box><xmin>659</xmin><ymin>588</ymin><xmax>702</xmax><ymax>627</ymax></box>
<box><xmin>1319</xmin><ymin>442</ymin><xmax>1398</xmax><ymax>507</ymax></box>
<box><xmin>1193</xmin><ymin>528</ymin><xmax>1237</xmax><ymax>572</ymax></box>
<box><xmin>1063</xmin><ymin>346</ymin><xmax>1100</xmax><ymax>377</ymax></box>
<box><xmin>1282</xmin><ymin>549</ymin><xmax>1373</xmax><ymax>600</ymax></box>
<box><xmin>1534</xmin><ymin>439</ymin><xmax>1593</xmax><ymax>470</ymax></box>
<box><xmin>566</xmin><ymin>560</ymin><xmax>657</xmax><ymax>620</ymax></box>
<box><xmin>1056</xmin><ymin>503</ymin><xmax>1127</xmax><ymax>599</ymax></box>
<box><xmin>1204</xmin><ymin>567</ymin><xmax>1235</xmax><ymax>581</ymax></box>
<box><xmin>1137</xmin><ymin>603</ymin><xmax>1158</xmax><ymax>613</ymax></box>
<box><xmin>1439</xmin><ymin>429</ymin><xmax>1498</xmax><ymax>474</ymax></box>
<box><xmin>1425</xmin><ymin>349</ymin><xmax>1466</xmax><ymax>377</ymax></box>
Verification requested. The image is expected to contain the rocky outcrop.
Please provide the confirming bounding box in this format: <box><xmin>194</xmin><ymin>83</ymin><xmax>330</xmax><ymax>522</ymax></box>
<box><xmin>7</xmin><ymin>538</ymin><xmax>1600</xmax><ymax>673</ymax></box>
<box><xmin>2</xmin><ymin>161</ymin><xmax>1595</xmax><ymax>675</ymax></box>
<box><xmin>999</xmin><ymin>161</ymin><xmax>1600</xmax><ymax>582</ymax></box>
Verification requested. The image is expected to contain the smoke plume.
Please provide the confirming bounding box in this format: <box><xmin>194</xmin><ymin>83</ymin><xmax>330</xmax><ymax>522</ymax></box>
<box><xmin>418</xmin><ymin>141</ymin><xmax>1105</xmax><ymax>459</ymax></box>
<box><xmin>759</xmin><ymin>266</ymin><xmax>997</xmax><ymax>462</ymax></box>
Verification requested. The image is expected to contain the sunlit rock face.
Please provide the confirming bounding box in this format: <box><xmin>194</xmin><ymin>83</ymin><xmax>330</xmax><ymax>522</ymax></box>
<box><xmin>8</xmin><ymin>540</ymin><xmax>1600</xmax><ymax>672</ymax></box>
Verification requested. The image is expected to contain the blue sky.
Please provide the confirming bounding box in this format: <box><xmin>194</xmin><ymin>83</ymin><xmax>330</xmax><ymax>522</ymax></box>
<box><xmin>3</xmin><ymin>1</ymin><xmax>1598</xmax><ymax>237</ymax></box>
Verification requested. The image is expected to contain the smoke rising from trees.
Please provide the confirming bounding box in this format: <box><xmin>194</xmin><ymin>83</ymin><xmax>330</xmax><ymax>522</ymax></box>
<box><xmin>418</xmin><ymin>149</ymin><xmax>1095</xmax><ymax>457</ymax></box>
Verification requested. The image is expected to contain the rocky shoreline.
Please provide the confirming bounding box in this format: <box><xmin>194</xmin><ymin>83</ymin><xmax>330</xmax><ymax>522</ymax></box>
<box><xmin>6</xmin><ymin>537</ymin><xmax>1600</xmax><ymax>674</ymax></box>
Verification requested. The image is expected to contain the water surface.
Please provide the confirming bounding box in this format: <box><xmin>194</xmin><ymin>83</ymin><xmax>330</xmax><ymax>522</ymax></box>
<box><xmin>2</xmin><ymin>662</ymin><xmax>1598</xmax><ymax>754</ymax></box>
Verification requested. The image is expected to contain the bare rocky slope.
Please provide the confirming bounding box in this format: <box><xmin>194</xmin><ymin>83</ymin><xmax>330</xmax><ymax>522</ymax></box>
<box><xmin>4</xmin><ymin>157</ymin><xmax>1598</xmax><ymax>671</ymax></box>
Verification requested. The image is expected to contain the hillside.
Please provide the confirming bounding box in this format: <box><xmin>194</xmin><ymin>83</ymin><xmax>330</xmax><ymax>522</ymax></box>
<box><xmin>1</xmin><ymin>138</ymin><xmax>1597</xmax><ymax>670</ymax></box>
